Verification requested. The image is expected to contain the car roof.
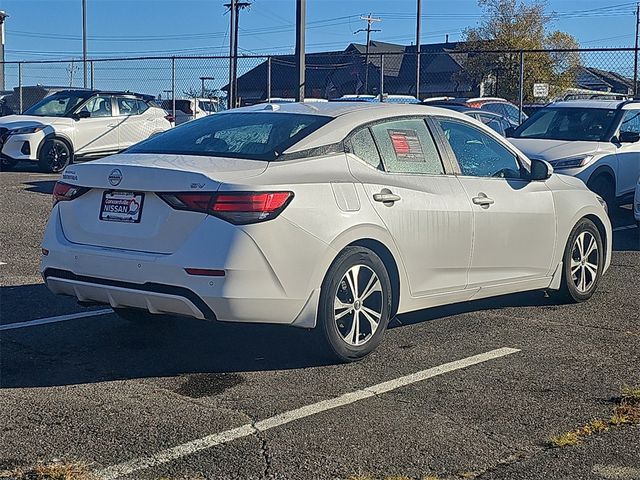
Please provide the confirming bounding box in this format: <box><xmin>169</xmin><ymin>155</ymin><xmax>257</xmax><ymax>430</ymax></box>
<box><xmin>222</xmin><ymin>102</ymin><xmax>479</xmax><ymax>154</ymax></box>
<box><xmin>545</xmin><ymin>100</ymin><xmax>626</xmax><ymax>109</ymax></box>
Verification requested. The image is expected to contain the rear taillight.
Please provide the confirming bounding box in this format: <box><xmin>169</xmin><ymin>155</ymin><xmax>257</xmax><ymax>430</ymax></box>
<box><xmin>466</xmin><ymin>101</ymin><xmax>482</xmax><ymax>108</ymax></box>
<box><xmin>158</xmin><ymin>191</ymin><xmax>293</xmax><ymax>225</ymax></box>
<box><xmin>52</xmin><ymin>182</ymin><xmax>90</xmax><ymax>206</ymax></box>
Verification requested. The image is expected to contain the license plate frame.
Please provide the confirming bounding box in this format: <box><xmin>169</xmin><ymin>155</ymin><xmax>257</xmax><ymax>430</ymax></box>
<box><xmin>99</xmin><ymin>190</ymin><xmax>145</xmax><ymax>224</ymax></box>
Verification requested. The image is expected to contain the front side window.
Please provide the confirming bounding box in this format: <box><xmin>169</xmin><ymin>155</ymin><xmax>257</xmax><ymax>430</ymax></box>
<box><xmin>512</xmin><ymin>107</ymin><xmax>617</xmax><ymax>142</ymax></box>
<box><xmin>369</xmin><ymin>119</ymin><xmax>444</xmax><ymax>175</ymax></box>
<box><xmin>80</xmin><ymin>95</ymin><xmax>113</xmax><ymax>117</ymax></box>
<box><xmin>620</xmin><ymin>110</ymin><xmax>640</xmax><ymax>134</ymax></box>
<box><xmin>127</xmin><ymin>112</ymin><xmax>331</xmax><ymax>161</ymax></box>
<box><xmin>438</xmin><ymin>118</ymin><xmax>522</xmax><ymax>179</ymax></box>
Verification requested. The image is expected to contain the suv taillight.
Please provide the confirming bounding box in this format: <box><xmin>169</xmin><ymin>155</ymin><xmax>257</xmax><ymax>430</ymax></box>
<box><xmin>158</xmin><ymin>191</ymin><xmax>293</xmax><ymax>225</ymax></box>
<box><xmin>52</xmin><ymin>182</ymin><xmax>90</xmax><ymax>206</ymax></box>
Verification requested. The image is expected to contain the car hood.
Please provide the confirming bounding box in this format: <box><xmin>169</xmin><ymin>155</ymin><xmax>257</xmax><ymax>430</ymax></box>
<box><xmin>0</xmin><ymin>115</ymin><xmax>73</xmax><ymax>129</ymax></box>
<box><xmin>507</xmin><ymin>138</ymin><xmax>604</xmax><ymax>162</ymax></box>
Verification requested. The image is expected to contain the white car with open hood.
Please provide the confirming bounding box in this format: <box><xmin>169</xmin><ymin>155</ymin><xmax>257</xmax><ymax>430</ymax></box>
<box><xmin>40</xmin><ymin>102</ymin><xmax>611</xmax><ymax>362</ymax></box>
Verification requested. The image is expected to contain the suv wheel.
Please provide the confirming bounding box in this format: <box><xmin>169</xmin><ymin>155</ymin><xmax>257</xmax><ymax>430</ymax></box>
<box><xmin>38</xmin><ymin>138</ymin><xmax>72</xmax><ymax>173</ymax></box>
<box><xmin>317</xmin><ymin>247</ymin><xmax>393</xmax><ymax>363</ymax></box>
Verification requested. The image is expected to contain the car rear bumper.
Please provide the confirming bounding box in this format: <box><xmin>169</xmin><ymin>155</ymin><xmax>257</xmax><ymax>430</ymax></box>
<box><xmin>40</xmin><ymin>208</ymin><xmax>323</xmax><ymax>326</ymax></box>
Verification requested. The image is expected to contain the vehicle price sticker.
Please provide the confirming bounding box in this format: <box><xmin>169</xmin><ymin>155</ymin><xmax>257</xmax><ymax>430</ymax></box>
<box><xmin>388</xmin><ymin>129</ymin><xmax>425</xmax><ymax>162</ymax></box>
<box><xmin>100</xmin><ymin>191</ymin><xmax>145</xmax><ymax>223</ymax></box>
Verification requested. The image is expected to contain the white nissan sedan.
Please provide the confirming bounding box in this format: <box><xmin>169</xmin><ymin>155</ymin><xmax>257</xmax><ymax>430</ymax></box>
<box><xmin>40</xmin><ymin>103</ymin><xmax>611</xmax><ymax>362</ymax></box>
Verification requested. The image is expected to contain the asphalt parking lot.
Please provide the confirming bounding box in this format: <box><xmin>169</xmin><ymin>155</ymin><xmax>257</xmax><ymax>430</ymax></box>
<box><xmin>0</xmin><ymin>166</ymin><xmax>639</xmax><ymax>480</ymax></box>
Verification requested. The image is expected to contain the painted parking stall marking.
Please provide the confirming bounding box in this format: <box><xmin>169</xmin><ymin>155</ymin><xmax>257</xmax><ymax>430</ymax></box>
<box><xmin>0</xmin><ymin>309</ymin><xmax>113</xmax><ymax>331</ymax></box>
<box><xmin>96</xmin><ymin>347</ymin><xmax>521</xmax><ymax>480</ymax></box>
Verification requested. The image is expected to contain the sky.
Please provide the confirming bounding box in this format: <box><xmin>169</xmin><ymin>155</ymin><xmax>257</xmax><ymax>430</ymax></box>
<box><xmin>0</xmin><ymin>0</ymin><xmax>637</xmax><ymax>96</ymax></box>
<box><xmin>0</xmin><ymin>0</ymin><xmax>637</xmax><ymax>60</ymax></box>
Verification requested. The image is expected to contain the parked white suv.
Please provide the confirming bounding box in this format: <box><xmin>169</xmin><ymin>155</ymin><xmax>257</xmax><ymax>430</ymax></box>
<box><xmin>508</xmin><ymin>100</ymin><xmax>640</xmax><ymax>210</ymax></box>
<box><xmin>161</xmin><ymin>98</ymin><xmax>224</xmax><ymax>125</ymax></box>
<box><xmin>0</xmin><ymin>90</ymin><xmax>172</xmax><ymax>172</ymax></box>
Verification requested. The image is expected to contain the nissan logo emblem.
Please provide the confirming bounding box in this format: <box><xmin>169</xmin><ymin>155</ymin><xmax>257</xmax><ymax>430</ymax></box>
<box><xmin>108</xmin><ymin>168</ymin><xmax>122</xmax><ymax>186</ymax></box>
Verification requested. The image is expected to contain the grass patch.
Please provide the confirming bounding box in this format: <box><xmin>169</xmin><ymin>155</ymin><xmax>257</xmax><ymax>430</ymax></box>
<box><xmin>548</xmin><ymin>385</ymin><xmax>640</xmax><ymax>448</ymax></box>
<box><xmin>0</xmin><ymin>462</ymin><xmax>92</xmax><ymax>480</ymax></box>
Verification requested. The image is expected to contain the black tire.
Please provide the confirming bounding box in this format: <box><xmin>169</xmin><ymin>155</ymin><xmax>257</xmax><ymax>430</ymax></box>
<box><xmin>316</xmin><ymin>247</ymin><xmax>393</xmax><ymax>363</ymax></box>
<box><xmin>0</xmin><ymin>156</ymin><xmax>18</xmax><ymax>171</ymax></box>
<box><xmin>554</xmin><ymin>218</ymin><xmax>604</xmax><ymax>303</ymax></box>
<box><xmin>38</xmin><ymin>138</ymin><xmax>72</xmax><ymax>173</ymax></box>
<box><xmin>114</xmin><ymin>308</ymin><xmax>167</xmax><ymax>324</ymax></box>
<box><xmin>587</xmin><ymin>175</ymin><xmax>615</xmax><ymax>213</ymax></box>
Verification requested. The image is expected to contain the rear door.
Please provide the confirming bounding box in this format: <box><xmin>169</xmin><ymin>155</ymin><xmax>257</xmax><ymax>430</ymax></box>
<box><xmin>347</xmin><ymin>117</ymin><xmax>473</xmax><ymax>296</ymax></box>
<box><xmin>114</xmin><ymin>97</ymin><xmax>156</xmax><ymax>149</ymax></box>
<box><xmin>74</xmin><ymin>95</ymin><xmax>119</xmax><ymax>155</ymax></box>
<box><xmin>435</xmin><ymin>117</ymin><xmax>556</xmax><ymax>287</ymax></box>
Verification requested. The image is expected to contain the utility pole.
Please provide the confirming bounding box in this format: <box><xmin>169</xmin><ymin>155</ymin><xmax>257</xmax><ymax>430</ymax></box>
<box><xmin>200</xmin><ymin>76</ymin><xmax>215</xmax><ymax>98</ymax></box>
<box><xmin>354</xmin><ymin>14</ymin><xmax>381</xmax><ymax>95</ymax></box>
<box><xmin>415</xmin><ymin>0</ymin><xmax>422</xmax><ymax>100</ymax></box>
<box><xmin>0</xmin><ymin>11</ymin><xmax>8</xmax><ymax>92</ymax></box>
<box><xmin>295</xmin><ymin>0</ymin><xmax>306</xmax><ymax>102</ymax></box>
<box><xmin>634</xmin><ymin>2</ymin><xmax>639</xmax><ymax>97</ymax></box>
<box><xmin>82</xmin><ymin>0</ymin><xmax>87</xmax><ymax>88</ymax></box>
<box><xmin>225</xmin><ymin>0</ymin><xmax>251</xmax><ymax>109</ymax></box>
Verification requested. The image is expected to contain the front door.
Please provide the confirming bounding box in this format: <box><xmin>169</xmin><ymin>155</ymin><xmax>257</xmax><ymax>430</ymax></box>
<box><xmin>346</xmin><ymin>118</ymin><xmax>473</xmax><ymax>297</ymax></box>
<box><xmin>616</xmin><ymin>109</ymin><xmax>640</xmax><ymax>197</ymax></box>
<box><xmin>435</xmin><ymin>117</ymin><xmax>556</xmax><ymax>287</ymax></box>
<box><xmin>74</xmin><ymin>95</ymin><xmax>119</xmax><ymax>155</ymax></box>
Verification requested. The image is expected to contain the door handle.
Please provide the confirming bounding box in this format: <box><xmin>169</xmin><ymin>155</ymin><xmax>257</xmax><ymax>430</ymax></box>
<box><xmin>373</xmin><ymin>189</ymin><xmax>401</xmax><ymax>204</ymax></box>
<box><xmin>472</xmin><ymin>193</ymin><xmax>494</xmax><ymax>207</ymax></box>
<box><xmin>107</xmin><ymin>124</ymin><xmax>117</xmax><ymax>128</ymax></box>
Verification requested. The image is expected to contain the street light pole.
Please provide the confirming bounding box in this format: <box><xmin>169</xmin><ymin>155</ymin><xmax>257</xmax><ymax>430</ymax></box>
<box><xmin>634</xmin><ymin>2</ymin><xmax>639</xmax><ymax>96</ymax></box>
<box><xmin>82</xmin><ymin>0</ymin><xmax>87</xmax><ymax>88</ymax></box>
<box><xmin>295</xmin><ymin>0</ymin><xmax>306</xmax><ymax>102</ymax></box>
<box><xmin>0</xmin><ymin>11</ymin><xmax>8</xmax><ymax>91</ymax></box>
<box><xmin>415</xmin><ymin>0</ymin><xmax>422</xmax><ymax>100</ymax></box>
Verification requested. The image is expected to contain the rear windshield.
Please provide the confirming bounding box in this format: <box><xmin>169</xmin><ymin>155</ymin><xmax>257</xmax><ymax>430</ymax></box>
<box><xmin>511</xmin><ymin>107</ymin><xmax>617</xmax><ymax>142</ymax></box>
<box><xmin>161</xmin><ymin>100</ymin><xmax>192</xmax><ymax>113</ymax></box>
<box><xmin>127</xmin><ymin>112</ymin><xmax>331</xmax><ymax>161</ymax></box>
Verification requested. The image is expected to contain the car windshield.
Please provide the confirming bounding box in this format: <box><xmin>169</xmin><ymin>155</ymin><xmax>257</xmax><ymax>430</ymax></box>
<box><xmin>127</xmin><ymin>112</ymin><xmax>332</xmax><ymax>161</ymax></box>
<box><xmin>511</xmin><ymin>107</ymin><xmax>617</xmax><ymax>141</ymax></box>
<box><xmin>24</xmin><ymin>91</ymin><xmax>91</xmax><ymax>117</ymax></box>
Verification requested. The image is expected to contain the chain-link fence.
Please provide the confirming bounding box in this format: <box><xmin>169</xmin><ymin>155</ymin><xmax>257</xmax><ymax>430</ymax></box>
<box><xmin>0</xmin><ymin>47</ymin><xmax>636</xmax><ymax>115</ymax></box>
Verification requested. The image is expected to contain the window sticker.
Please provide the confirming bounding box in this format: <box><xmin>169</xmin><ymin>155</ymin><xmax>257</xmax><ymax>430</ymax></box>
<box><xmin>388</xmin><ymin>129</ymin><xmax>424</xmax><ymax>162</ymax></box>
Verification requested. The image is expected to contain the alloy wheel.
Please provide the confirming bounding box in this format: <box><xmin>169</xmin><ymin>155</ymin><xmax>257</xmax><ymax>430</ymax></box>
<box><xmin>46</xmin><ymin>143</ymin><xmax>69</xmax><ymax>171</ymax></box>
<box><xmin>334</xmin><ymin>264</ymin><xmax>383</xmax><ymax>346</ymax></box>
<box><xmin>570</xmin><ymin>231</ymin><xmax>599</xmax><ymax>293</ymax></box>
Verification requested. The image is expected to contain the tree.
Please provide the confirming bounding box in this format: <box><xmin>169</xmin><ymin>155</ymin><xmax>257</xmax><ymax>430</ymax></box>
<box><xmin>459</xmin><ymin>0</ymin><xmax>581</xmax><ymax>102</ymax></box>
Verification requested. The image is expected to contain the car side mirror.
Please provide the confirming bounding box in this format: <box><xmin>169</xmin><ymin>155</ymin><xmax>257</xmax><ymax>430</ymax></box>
<box><xmin>618</xmin><ymin>131</ymin><xmax>640</xmax><ymax>143</ymax></box>
<box><xmin>73</xmin><ymin>110</ymin><xmax>91</xmax><ymax>120</ymax></box>
<box><xmin>504</xmin><ymin>127</ymin><xmax>515</xmax><ymax>137</ymax></box>
<box><xmin>529</xmin><ymin>159</ymin><xmax>553</xmax><ymax>181</ymax></box>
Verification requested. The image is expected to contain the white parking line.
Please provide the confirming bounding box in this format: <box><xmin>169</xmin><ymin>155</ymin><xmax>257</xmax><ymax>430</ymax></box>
<box><xmin>0</xmin><ymin>309</ymin><xmax>113</xmax><ymax>331</ymax></box>
<box><xmin>0</xmin><ymin>262</ymin><xmax>6</xmax><ymax>266</ymax></box>
<box><xmin>96</xmin><ymin>347</ymin><xmax>520</xmax><ymax>480</ymax></box>
<box><xmin>613</xmin><ymin>224</ymin><xmax>638</xmax><ymax>232</ymax></box>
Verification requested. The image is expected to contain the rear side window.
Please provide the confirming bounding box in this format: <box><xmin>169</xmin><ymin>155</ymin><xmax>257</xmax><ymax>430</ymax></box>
<box><xmin>127</xmin><ymin>112</ymin><xmax>331</xmax><ymax>161</ymax></box>
<box><xmin>349</xmin><ymin>128</ymin><xmax>382</xmax><ymax>170</ymax></box>
<box><xmin>369</xmin><ymin>119</ymin><xmax>444</xmax><ymax>175</ymax></box>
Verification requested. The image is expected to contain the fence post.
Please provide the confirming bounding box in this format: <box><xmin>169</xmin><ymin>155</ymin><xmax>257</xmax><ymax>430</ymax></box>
<box><xmin>267</xmin><ymin>56</ymin><xmax>272</xmax><ymax>102</ymax></box>
<box><xmin>171</xmin><ymin>56</ymin><xmax>176</xmax><ymax>122</ymax></box>
<box><xmin>90</xmin><ymin>60</ymin><xmax>94</xmax><ymax>90</ymax></box>
<box><xmin>518</xmin><ymin>50</ymin><xmax>524</xmax><ymax>124</ymax></box>
<box><xmin>18</xmin><ymin>61</ymin><xmax>22</xmax><ymax>114</ymax></box>
<box><xmin>379</xmin><ymin>54</ymin><xmax>384</xmax><ymax>101</ymax></box>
